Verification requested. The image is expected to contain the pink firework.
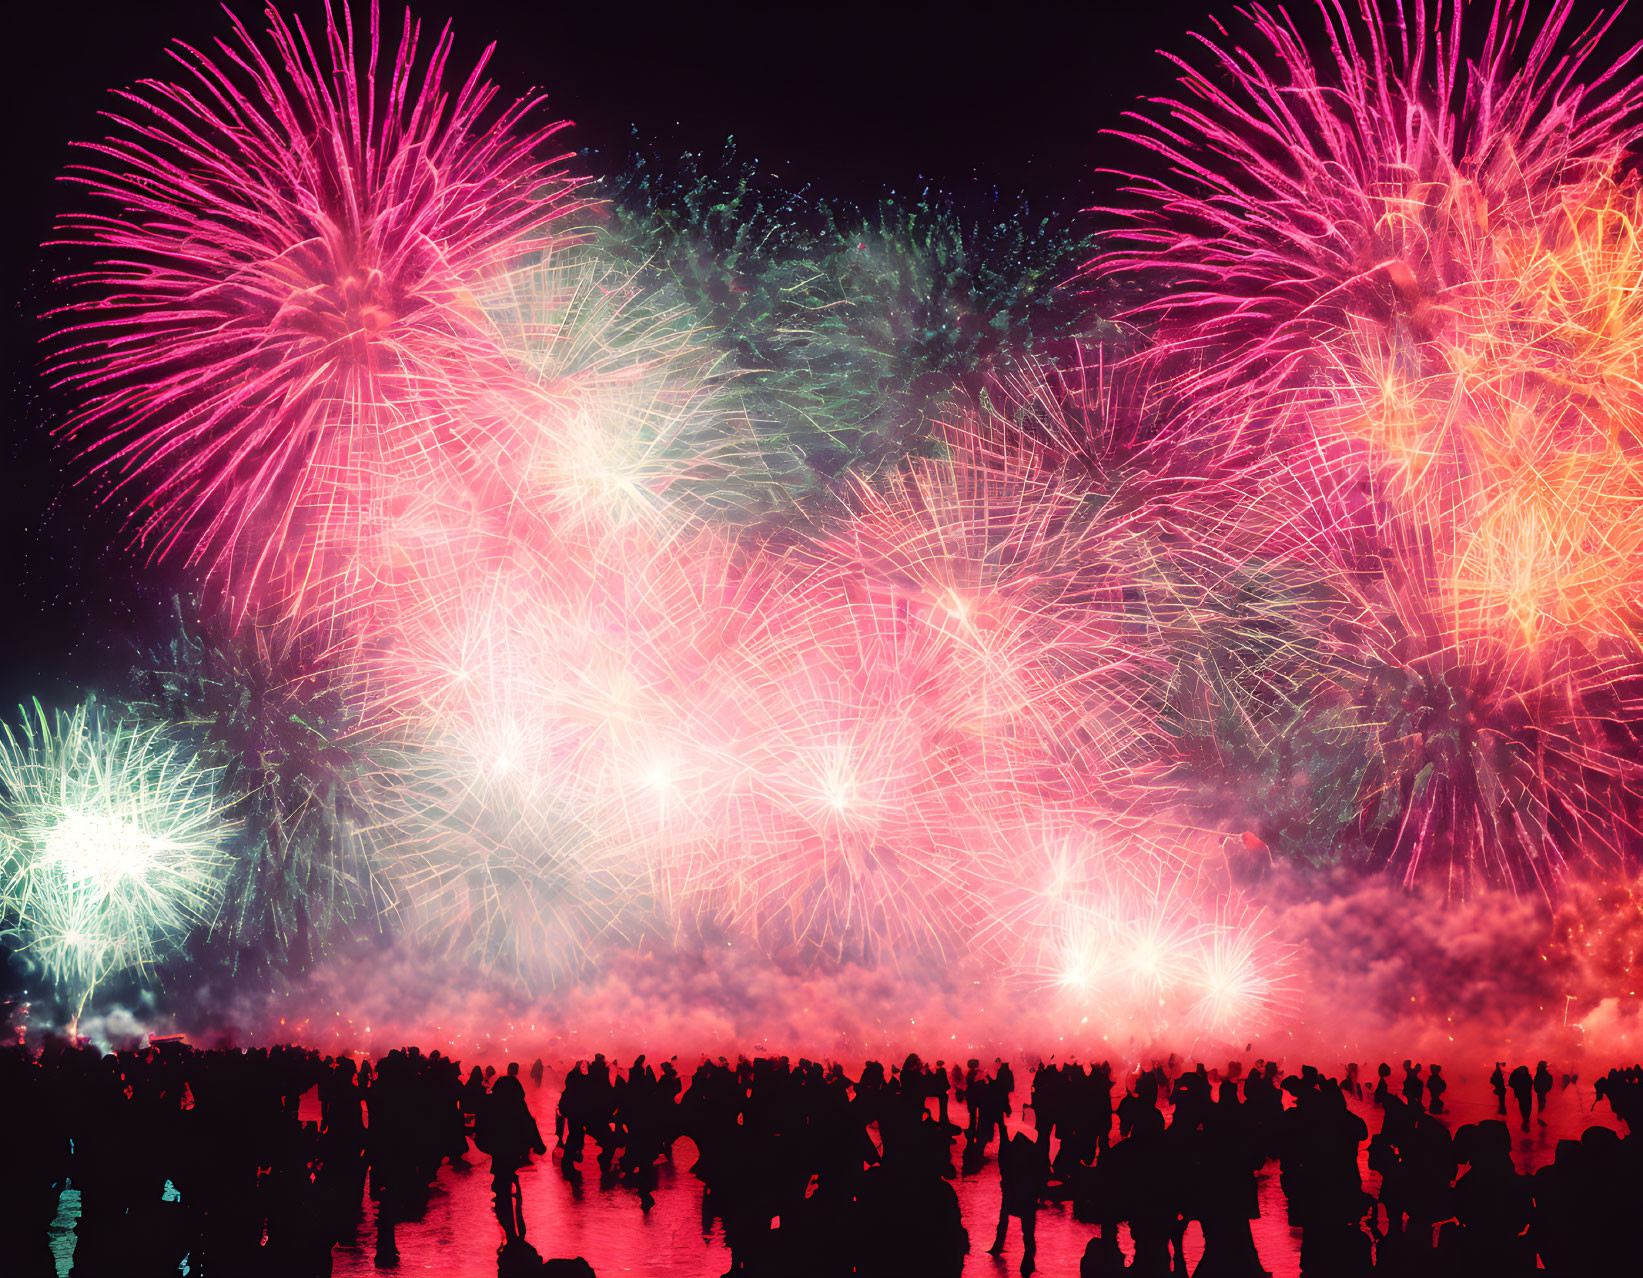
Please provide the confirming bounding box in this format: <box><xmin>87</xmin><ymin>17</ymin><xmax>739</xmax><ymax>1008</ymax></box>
<box><xmin>1098</xmin><ymin>0</ymin><xmax>1643</xmax><ymax>460</ymax></box>
<box><xmin>1308</xmin><ymin>521</ymin><xmax>1643</xmax><ymax>896</ymax></box>
<box><xmin>357</xmin><ymin>369</ymin><xmax>1192</xmax><ymax>969</ymax></box>
<box><xmin>698</xmin><ymin>573</ymin><xmax>1003</xmax><ymax>961</ymax></box>
<box><xmin>672</xmin><ymin>379</ymin><xmax>1174</xmax><ymax>961</ymax></box>
<box><xmin>799</xmin><ymin>370</ymin><xmax>1171</xmax><ymax>795</ymax></box>
<box><xmin>50</xmin><ymin>1</ymin><xmax>580</xmax><ymax>626</ymax></box>
<box><xmin>1097</xmin><ymin>0</ymin><xmax>1643</xmax><ymax>898</ymax></box>
<box><xmin>369</xmin><ymin>519</ymin><xmax>793</xmax><ymax>938</ymax></box>
<box><xmin>977</xmin><ymin>814</ymin><xmax>1286</xmax><ymax>1040</ymax></box>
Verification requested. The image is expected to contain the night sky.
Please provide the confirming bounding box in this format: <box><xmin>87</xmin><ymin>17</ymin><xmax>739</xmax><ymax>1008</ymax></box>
<box><xmin>1</xmin><ymin>0</ymin><xmax>1630</xmax><ymax>710</ymax></box>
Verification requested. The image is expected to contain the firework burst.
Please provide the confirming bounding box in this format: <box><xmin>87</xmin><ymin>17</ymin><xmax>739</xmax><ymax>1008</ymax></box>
<box><xmin>979</xmin><ymin>815</ymin><xmax>1286</xmax><ymax>1039</ymax></box>
<box><xmin>1163</xmin><ymin>505</ymin><xmax>1643</xmax><ymax>895</ymax></box>
<box><xmin>1325</xmin><ymin>533</ymin><xmax>1643</xmax><ymax>895</ymax></box>
<box><xmin>0</xmin><ymin>699</ymin><xmax>231</xmax><ymax>1018</ymax></box>
<box><xmin>51</xmin><ymin>0</ymin><xmax>580</xmax><ymax>628</ymax></box>
<box><xmin>801</xmin><ymin>371</ymin><xmax>1170</xmax><ymax>787</ymax></box>
<box><xmin>1103</xmin><ymin>0</ymin><xmax>1643</xmax><ymax>897</ymax></box>
<box><xmin>666</xmin><ymin>374</ymin><xmax>1174</xmax><ymax>961</ymax></box>
<box><xmin>368</xmin><ymin>522</ymin><xmax>781</xmax><ymax>945</ymax></box>
<box><xmin>1102</xmin><ymin>0</ymin><xmax>1643</xmax><ymax>654</ymax></box>
<box><xmin>1100</xmin><ymin>0</ymin><xmax>1643</xmax><ymax>448</ymax></box>
<box><xmin>698</xmin><ymin>579</ymin><xmax>1000</xmax><ymax>961</ymax></box>
<box><xmin>133</xmin><ymin>602</ymin><xmax>386</xmax><ymax>974</ymax></box>
<box><xmin>480</xmin><ymin>240</ymin><xmax>780</xmax><ymax>534</ymax></box>
<box><xmin>357</xmin><ymin>368</ymin><xmax>1185</xmax><ymax>972</ymax></box>
<box><xmin>374</xmin><ymin>724</ymin><xmax>642</xmax><ymax>993</ymax></box>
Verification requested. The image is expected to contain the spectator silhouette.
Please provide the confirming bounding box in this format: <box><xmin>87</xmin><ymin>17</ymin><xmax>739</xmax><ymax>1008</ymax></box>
<box><xmin>1593</xmin><ymin>1065</ymin><xmax>1643</xmax><ymax>1132</ymax></box>
<box><xmin>1399</xmin><ymin>1061</ymin><xmax>1423</xmax><ymax>1112</ymax></box>
<box><xmin>989</xmin><ymin>1126</ymin><xmax>1048</xmax><ymax>1275</ymax></box>
<box><xmin>1534</xmin><ymin>1061</ymin><xmax>1554</xmax><ymax>1123</ymax></box>
<box><xmin>9</xmin><ymin>1039</ymin><xmax>1643</xmax><ymax>1276</ymax></box>
<box><xmin>1437</xmin><ymin>1119</ymin><xmax>1534</xmax><ymax>1274</ymax></box>
<box><xmin>475</xmin><ymin>1070</ymin><xmax>548</xmax><ymax>1242</ymax></box>
<box><xmin>1425</xmin><ymin>1065</ymin><xmax>1446</xmax><ymax>1115</ymax></box>
<box><xmin>1508</xmin><ymin>1065</ymin><xmax>1534</xmax><ymax>1132</ymax></box>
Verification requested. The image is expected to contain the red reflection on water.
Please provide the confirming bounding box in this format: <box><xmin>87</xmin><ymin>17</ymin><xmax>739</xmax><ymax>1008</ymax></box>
<box><xmin>305</xmin><ymin>1069</ymin><xmax>1624</xmax><ymax>1278</ymax></box>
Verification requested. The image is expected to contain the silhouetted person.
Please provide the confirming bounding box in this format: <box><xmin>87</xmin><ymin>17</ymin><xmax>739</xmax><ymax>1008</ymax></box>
<box><xmin>1186</xmin><ymin>1105</ymin><xmax>1268</xmax><ymax>1278</ymax></box>
<box><xmin>317</xmin><ymin>1055</ymin><xmax>368</xmax><ymax>1247</ymax></box>
<box><xmin>989</xmin><ymin>1127</ymin><xmax>1047</xmax><ymax>1275</ymax></box>
<box><xmin>1373</xmin><ymin>1062</ymin><xmax>1391</xmax><ymax>1108</ymax></box>
<box><xmin>1492</xmin><ymin>1062</ymin><xmax>1508</xmax><ymax>1116</ymax></box>
<box><xmin>931</xmin><ymin>1058</ymin><xmax>951</xmax><ymax>1125</ymax></box>
<box><xmin>1444</xmin><ymin>1120</ymin><xmax>1534</xmax><ymax>1275</ymax></box>
<box><xmin>996</xmin><ymin>1058</ymin><xmax>1016</xmax><ymax>1124</ymax></box>
<box><xmin>463</xmin><ymin>1065</ymin><xmax>488</xmax><ymax>1133</ymax></box>
<box><xmin>17</xmin><ymin>1039</ymin><xmax>1643</xmax><ymax>1278</ymax></box>
<box><xmin>1593</xmin><ymin>1066</ymin><xmax>1643</xmax><ymax>1132</ymax></box>
<box><xmin>1426</xmin><ymin>1064</ymin><xmax>1446</xmax><ymax>1114</ymax></box>
<box><xmin>1534</xmin><ymin>1061</ymin><xmax>1554</xmax><ymax>1122</ymax></box>
<box><xmin>368</xmin><ymin>1049</ymin><xmax>427</xmax><ymax>1264</ymax></box>
<box><xmin>558</xmin><ymin>1062</ymin><xmax>590</xmax><ymax>1176</ymax></box>
<box><xmin>963</xmin><ymin>1059</ymin><xmax>983</xmax><ymax>1134</ymax></box>
<box><xmin>1106</xmin><ymin>1102</ymin><xmax>1186</xmax><ymax>1277</ymax></box>
<box><xmin>966</xmin><ymin>1067</ymin><xmax>1009</xmax><ymax>1163</ymax></box>
<box><xmin>1508</xmin><ymin>1065</ymin><xmax>1534</xmax><ymax>1132</ymax></box>
<box><xmin>476</xmin><ymin>1071</ymin><xmax>548</xmax><ymax>1242</ymax></box>
<box><xmin>1400</xmin><ymin>1060</ymin><xmax>1424</xmax><ymax>1112</ymax></box>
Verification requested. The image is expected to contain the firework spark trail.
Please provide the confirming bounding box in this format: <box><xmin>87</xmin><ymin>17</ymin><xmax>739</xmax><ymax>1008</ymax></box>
<box><xmin>378</xmin><ymin>723</ymin><xmax>641</xmax><ymax>992</ymax></box>
<box><xmin>1283</xmin><ymin>171</ymin><xmax>1643</xmax><ymax>655</ymax></box>
<box><xmin>699</xmin><ymin>576</ymin><xmax>1003</xmax><ymax>961</ymax></box>
<box><xmin>354</xmin><ymin>362</ymin><xmax>1283</xmax><ymax>991</ymax></box>
<box><xmin>801</xmin><ymin>376</ymin><xmax>1175</xmax><ymax>783</ymax></box>
<box><xmin>1099</xmin><ymin>0</ymin><xmax>1643</xmax><ymax>656</ymax></box>
<box><xmin>663</xmin><ymin>382</ymin><xmax>1184</xmax><ymax>961</ymax></box>
<box><xmin>51</xmin><ymin>1</ymin><xmax>581</xmax><ymax>629</ymax></box>
<box><xmin>1163</xmin><ymin>486</ymin><xmax>1643</xmax><ymax>895</ymax></box>
<box><xmin>1099</xmin><ymin>0</ymin><xmax>1643</xmax><ymax>449</ymax></box>
<box><xmin>26</xmin><ymin>2</ymin><xmax>1353</xmax><ymax>1023</ymax></box>
<box><xmin>1319</xmin><ymin>531</ymin><xmax>1643</xmax><ymax>894</ymax></box>
<box><xmin>369</xmin><ymin>524</ymin><xmax>783</xmax><ymax>956</ymax></box>
<box><xmin>365</xmin><ymin>541</ymin><xmax>662</xmax><ymax>991</ymax></box>
<box><xmin>0</xmin><ymin>701</ymin><xmax>231</xmax><ymax>1018</ymax></box>
<box><xmin>1095</xmin><ymin>0</ymin><xmax>1643</xmax><ymax>895</ymax></box>
<box><xmin>975</xmin><ymin>817</ymin><xmax>1286</xmax><ymax>1039</ymax></box>
<box><xmin>480</xmin><ymin>241</ymin><xmax>780</xmax><ymax>536</ymax></box>
<box><xmin>130</xmin><ymin>607</ymin><xmax>387</xmax><ymax>973</ymax></box>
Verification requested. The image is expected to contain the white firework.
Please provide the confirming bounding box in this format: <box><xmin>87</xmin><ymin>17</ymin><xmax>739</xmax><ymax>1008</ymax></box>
<box><xmin>0</xmin><ymin>699</ymin><xmax>231</xmax><ymax>1018</ymax></box>
<box><xmin>482</xmin><ymin>239</ymin><xmax>780</xmax><ymax>534</ymax></box>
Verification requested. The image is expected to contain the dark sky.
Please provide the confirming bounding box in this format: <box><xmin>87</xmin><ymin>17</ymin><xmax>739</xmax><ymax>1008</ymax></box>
<box><xmin>1</xmin><ymin>1</ymin><xmax>1633</xmax><ymax>709</ymax></box>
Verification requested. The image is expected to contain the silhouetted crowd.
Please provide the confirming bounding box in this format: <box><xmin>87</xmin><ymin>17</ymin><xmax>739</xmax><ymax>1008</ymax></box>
<box><xmin>1</xmin><ymin>1039</ymin><xmax>1639</xmax><ymax>1277</ymax></box>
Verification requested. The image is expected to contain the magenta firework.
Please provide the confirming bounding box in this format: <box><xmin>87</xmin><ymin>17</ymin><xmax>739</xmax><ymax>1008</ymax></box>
<box><xmin>49</xmin><ymin>0</ymin><xmax>579</xmax><ymax>628</ymax></box>
<box><xmin>1097</xmin><ymin>0</ymin><xmax>1643</xmax><ymax>457</ymax></box>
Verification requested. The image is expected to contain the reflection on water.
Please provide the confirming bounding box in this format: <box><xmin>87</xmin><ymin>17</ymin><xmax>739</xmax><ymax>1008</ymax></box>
<box><xmin>304</xmin><ymin>1070</ymin><xmax>1624</xmax><ymax>1278</ymax></box>
<box><xmin>40</xmin><ymin>1068</ymin><xmax>1627</xmax><ymax>1277</ymax></box>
